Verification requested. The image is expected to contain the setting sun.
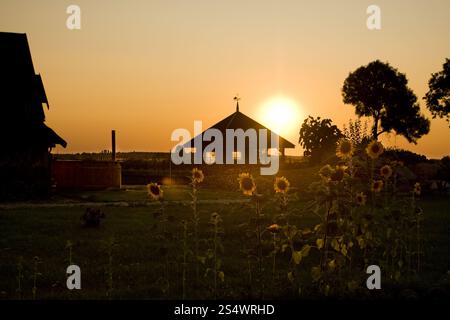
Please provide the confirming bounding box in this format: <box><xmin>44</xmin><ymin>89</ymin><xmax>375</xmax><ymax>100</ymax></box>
<box><xmin>259</xmin><ymin>96</ymin><xmax>302</xmax><ymax>136</ymax></box>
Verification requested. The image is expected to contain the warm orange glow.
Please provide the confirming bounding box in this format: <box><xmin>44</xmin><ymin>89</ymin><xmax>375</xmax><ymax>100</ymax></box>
<box><xmin>1</xmin><ymin>1</ymin><xmax>448</xmax><ymax>158</ymax></box>
<box><xmin>259</xmin><ymin>96</ymin><xmax>302</xmax><ymax>136</ymax></box>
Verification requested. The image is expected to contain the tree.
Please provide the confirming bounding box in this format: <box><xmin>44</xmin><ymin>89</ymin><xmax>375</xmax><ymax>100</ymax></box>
<box><xmin>342</xmin><ymin>60</ymin><xmax>430</xmax><ymax>143</ymax></box>
<box><xmin>437</xmin><ymin>156</ymin><xmax>450</xmax><ymax>183</ymax></box>
<box><xmin>299</xmin><ymin>116</ymin><xmax>342</xmax><ymax>163</ymax></box>
<box><xmin>424</xmin><ymin>58</ymin><xmax>450</xmax><ymax>126</ymax></box>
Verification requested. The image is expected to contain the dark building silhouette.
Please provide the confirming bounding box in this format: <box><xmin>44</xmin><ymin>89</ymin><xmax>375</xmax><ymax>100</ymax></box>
<box><xmin>0</xmin><ymin>32</ymin><xmax>66</xmax><ymax>199</ymax></box>
<box><xmin>182</xmin><ymin>98</ymin><xmax>295</xmax><ymax>164</ymax></box>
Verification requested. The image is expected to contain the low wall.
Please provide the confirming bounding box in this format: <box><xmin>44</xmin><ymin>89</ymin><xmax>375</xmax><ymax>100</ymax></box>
<box><xmin>52</xmin><ymin>160</ymin><xmax>121</xmax><ymax>189</ymax></box>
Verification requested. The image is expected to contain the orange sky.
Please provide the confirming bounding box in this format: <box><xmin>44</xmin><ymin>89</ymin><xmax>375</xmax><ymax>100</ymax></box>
<box><xmin>1</xmin><ymin>0</ymin><xmax>449</xmax><ymax>158</ymax></box>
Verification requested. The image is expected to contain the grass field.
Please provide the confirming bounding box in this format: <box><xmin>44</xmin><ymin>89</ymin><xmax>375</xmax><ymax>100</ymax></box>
<box><xmin>0</xmin><ymin>184</ymin><xmax>449</xmax><ymax>300</ymax></box>
<box><xmin>58</xmin><ymin>185</ymin><xmax>247</xmax><ymax>203</ymax></box>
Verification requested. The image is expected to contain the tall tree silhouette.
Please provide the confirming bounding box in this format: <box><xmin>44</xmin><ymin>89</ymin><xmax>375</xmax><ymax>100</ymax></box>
<box><xmin>424</xmin><ymin>58</ymin><xmax>450</xmax><ymax>126</ymax></box>
<box><xmin>342</xmin><ymin>60</ymin><xmax>430</xmax><ymax>143</ymax></box>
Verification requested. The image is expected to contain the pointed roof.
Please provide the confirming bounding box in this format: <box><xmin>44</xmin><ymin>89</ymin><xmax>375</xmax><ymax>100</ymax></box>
<box><xmin>184</xmin><ymin>103</ymin><xmax>296</xmax><ymax>149</ymax></box>
<box><xmin>0</xmin><ymin>32</ymin><xmax>66</xmax><ymax>149</ymax></box>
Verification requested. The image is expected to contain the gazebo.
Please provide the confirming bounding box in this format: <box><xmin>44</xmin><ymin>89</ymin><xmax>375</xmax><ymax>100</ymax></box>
<box><xmin>182</xmin><ymin>97</ymin><xmax>295</xmax><ymax>164</ymax></box>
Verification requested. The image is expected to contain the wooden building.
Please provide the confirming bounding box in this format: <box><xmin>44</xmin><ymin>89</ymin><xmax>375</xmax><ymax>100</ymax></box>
<box><xmin>0</xmin><ymin>32</ymin><xmax>67</xmax><ymax>199</ymax></box>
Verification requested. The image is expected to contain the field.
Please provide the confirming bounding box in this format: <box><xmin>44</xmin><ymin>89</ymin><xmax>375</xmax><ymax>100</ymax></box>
<box><xmin>0</xmin><ymin>180</ymin><xmax>449</xmax><ymax>300</ymax></box>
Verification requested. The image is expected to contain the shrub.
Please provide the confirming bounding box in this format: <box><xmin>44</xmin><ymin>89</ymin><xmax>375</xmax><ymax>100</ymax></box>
<box><xmin>383</xmin><ymin>148</ymin><xmax>427</xmax><ymax>165</ymax></box>
<box><xmin>81</xmin><ymin>207</ymin><xmax>105</xmax><ymax>228</ymax></box>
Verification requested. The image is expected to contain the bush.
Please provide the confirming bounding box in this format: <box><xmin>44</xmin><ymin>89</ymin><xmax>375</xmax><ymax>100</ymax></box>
<box><xmin>383</xmin><ymin>148</ymin><xmax>427</xmax><ymax>165</ymax></box>
<box><xmin>436</xmin><ymin>156</ymin><xmax>450</xmax><ymax>182</ymax></box>
<box><xmin>81</xmin><ymin>208</ymin><xmax>105</xmax><ymax>228</ymax></box>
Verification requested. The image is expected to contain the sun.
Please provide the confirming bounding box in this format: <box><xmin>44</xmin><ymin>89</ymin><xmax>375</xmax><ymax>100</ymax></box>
<box><xmin>259</xmin><ymin>96</ymin><xmax>301</xmax><ymax>136</ymax></box>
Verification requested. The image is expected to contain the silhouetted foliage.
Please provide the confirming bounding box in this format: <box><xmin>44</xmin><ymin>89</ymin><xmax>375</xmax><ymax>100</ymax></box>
<box><xmin>424</xmin><ymin>58</ymin><xmax>450</xmax><ymax>126</ymax></box>
<box><xmin>437</xmin><ymin>156</ymin><xmax>450</xmax><ymax>182</ymax></box>
<box><xmin>383</xmin><ymin>148</ymin><xmax>428</xmax><ymax>165</ymax></box>
<box><xmin>299</xmin><ymin>116</ymin><xmax>343</xmax><ymax>164</ymax></box>
<box><xmin>81</xmin><ymin>208</ymin><xmax>105</xmax><ymax>228</ymax></box>
<box><xmin>342</xmin><ymin>118</ymin><xmax>371</xmax><ymax>147</ymax></box>
<box><xmin>342</xmin><ymin>60</ymin><xmax>430</xmax><ymax>143</ymax></box>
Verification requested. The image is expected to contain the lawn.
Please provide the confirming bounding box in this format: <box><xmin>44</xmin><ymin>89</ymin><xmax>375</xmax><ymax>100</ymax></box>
<box><xmin>56</xmin><ymin>185</ymin><xmax>246</xmax><ymax>203</ymax></box>
<box><xmin>0</xmin><ymin>186</ymin><xmax>448</xmax><ymax>300</ymax></box>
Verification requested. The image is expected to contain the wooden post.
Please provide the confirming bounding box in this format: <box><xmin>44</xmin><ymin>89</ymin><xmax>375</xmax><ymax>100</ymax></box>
<box><xmin>112</xmin><ymin>130</ymin><xmax>116</xmax><ymax>161</ymax></box>
<box><xmin>169</xmin><ymin>149</ymin><xmax>172</xmax><ymax>185</ymax></box>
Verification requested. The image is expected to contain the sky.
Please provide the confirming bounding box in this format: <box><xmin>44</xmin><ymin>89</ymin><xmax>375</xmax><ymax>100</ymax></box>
<box><xmin>1</xmin><ymin>0</ymin><xmax>449</xmax><ymax>158</ymax></box>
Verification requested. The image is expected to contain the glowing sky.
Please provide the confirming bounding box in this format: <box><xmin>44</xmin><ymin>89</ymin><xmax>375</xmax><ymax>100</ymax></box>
<box><xmin>1</xmin><ymin>0</ymin><xmax>449</xmax><ymax>158</ymax></box>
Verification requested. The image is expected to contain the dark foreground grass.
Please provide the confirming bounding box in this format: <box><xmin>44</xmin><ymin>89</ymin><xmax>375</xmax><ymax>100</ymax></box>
<box><xmin>56</xmin><ymin>185</ymin><xmax>245</xmax><ymax>203</ymax></box>
<box><xmin>0</xmin><ymin>194</ymin><xmax>448</xmax><ymax>300</ymax></box>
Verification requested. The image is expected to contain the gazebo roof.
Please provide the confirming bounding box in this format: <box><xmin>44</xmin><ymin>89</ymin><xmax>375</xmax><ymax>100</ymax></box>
<box><xmin>184</xmin><ymin>103</ymin><xmax>296</xmax><ymax>149</ymax></box>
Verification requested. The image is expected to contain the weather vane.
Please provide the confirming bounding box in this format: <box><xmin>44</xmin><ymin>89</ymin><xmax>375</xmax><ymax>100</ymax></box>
<box><xmin>233</xmin><ymin>94</ymin><xmax>240</xmax><ymax>112</ymax></box>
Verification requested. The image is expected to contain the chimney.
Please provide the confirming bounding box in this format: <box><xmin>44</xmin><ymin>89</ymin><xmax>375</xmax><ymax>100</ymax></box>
<box><xmin>111</xmin><ymin>130</ymin><xmax>116</xmax><ymax>161</ymax></box>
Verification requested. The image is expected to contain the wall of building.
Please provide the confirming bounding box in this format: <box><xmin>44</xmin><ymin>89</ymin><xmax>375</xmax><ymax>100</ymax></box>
<box><xmin>52</xmin><ymin>160</ymin><xmax>121</xmax><ymax>189</ymax></box>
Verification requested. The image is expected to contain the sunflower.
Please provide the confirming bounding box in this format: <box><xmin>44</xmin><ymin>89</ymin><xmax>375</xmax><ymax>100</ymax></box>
<box><xmin>238</xmin><ymin>173</ymin><xmax>256</xmax><ymax>196</ymax></box>
<box><xmin>336</xmin><ymin>138</ymin><xmax>354</xmax><ymax>160</ymax></box>
<box><xmin>267</xmin><ymin>224</ymin><xmax>281</xmax><ymax>234</ymax></box>
<box><xmin>274</xmin><ymin>176</ymin><xmax>290</xmax><ymax>194</ymax></box>
<box><xmin>371</xmin><ymin>180</ymin><xmax>384</xmax><ymax>193</ymax></box>
<box><xmin>330</xmin><ymin>165</ymin><xmax>347</xmax><ymax>182</ymax></box>
<box><xmin>380</xmin><ymin>165</ymin><xmax>393</xmax><ymax>179</ymax></box>
<box><xmin>192</xmin><ymin>168</ymin><xmax>204</xmax><ymax>184</ymax></box>
<box><xmin>390</xmin><ymin>160</ymin><xmax>404</xmax><ymax>167</ymax></box>
<box><xmin>147</xmin><ymin>182</ymin><xmax>163</xmax><ymax>200</ymax></box>
<box><xmin>355</xmin><ymin>192</ymin><xmax>367</xmax><ymax>206</ymax></box>
<box><xmin>413</xmin><ymin>182</ymin><xmax>421</xmax><ymax>196</ymax></box>
<box><xmin>319</xmin><ymin>164</ymin><xmax>334</xmax><ymax>180</ymax></box>
<box><xmin>366</xmin><ymin>140</ymin><xmax>384</xmax><ymax>159</ymax></box>
<box><xmin>210</xmin><ymin>212</ymin><xmax>222</xmax><ymax>224</ymax></box>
